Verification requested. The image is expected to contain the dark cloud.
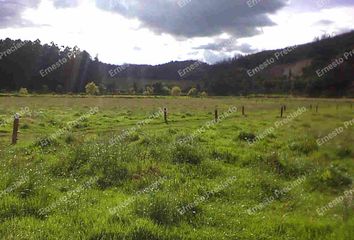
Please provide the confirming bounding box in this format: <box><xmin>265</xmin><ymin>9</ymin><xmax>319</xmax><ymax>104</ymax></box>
<box><xmin>52</xmin><ymin>0</ymin><xmax>80</xmax><ymax>8</ymax></box>
<box><xmin>203</xmin><ymin>50</ymin><xmax>229</xmax><ymax>64</ymax></box>
<box><xmin>0</xmin><ymin>0</ymin><xmax>40</xmax><ymax>28</ymax></box>
<box><xmin>194</xmin><ymin>38</ymin><xmax>237</xmax><ymax>52</ymax></box>
<box><xmin>236</xmin><ymin>43</ymin><xmax>258</xmax><ymax>54</ymax></box>
<box><xmin>96</xmin><ymin>0</ymin><xmax>288</xmax><ymax>38</ymax></box>
<box><xmin>194</xmin><ymin>39</ymin><xmax>257</xmax><ymax>54</ymax></box>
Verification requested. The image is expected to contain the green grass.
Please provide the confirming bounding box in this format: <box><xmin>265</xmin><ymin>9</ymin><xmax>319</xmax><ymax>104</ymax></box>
<box><xmin>0</xmin><ymin>96</ymin><xmax>353</xmax><ymax>239</ymax></box>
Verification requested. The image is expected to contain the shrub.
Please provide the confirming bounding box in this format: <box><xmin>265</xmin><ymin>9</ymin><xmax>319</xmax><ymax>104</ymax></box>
<box><xmin>41</xmin><ymin>85</ymin><xmax>49</xmax><ymax>93</ymax></box>
<box><xmin>171</xmin><ymin>86</ymin><xmax>181</xmax><ymax>96</ymax></box>
<box><xmin>187</xmin><ymin>88</ymin><xmax>198</xmax><ymax>97</ymax></box>
<box><xmin>263</xmin><ymin>152</ymin><xmax>285</xmax><ymax>174</ymax></box>
<box><xmin>289</xmin><ymin>138</ymin><xmax>318</xmax><ymax>154</ymax></box>
<box><xmin>143</xmin><ymin>86</ymin><xmax>153</xmax><ymax>95</ymax></box>
<box><xmin>85</xmin><ymin>82</ymin><xmax>99</xmax><ymax>95</ymax></box>
<box><xmin>96</xmin><ymin>164</ymin><xmax>129</xmax><ymax>189</ymax></box>
<box><xmin>56</xmin><ymin>84</ymin><xmax>64</xmax><ymax>93</ymax></box>
<box><xmin>336</xmin><ymin>147</ymin><xmax>352</xmax><ymax>159</ymax></box>
<box><xmin>134</xmin><ymin>194</ymin><xmax>185</xmax><ymax>226</ymax></box>
<box><xmin>310</xmin><ymin>164</ymin><xmax>352</xmax><ymax>191</ymax></box>
<box><xmin>238</xmin><ymin>132</ymin><xmax>256</xmax><ymax>142</ymax></box>
<box><xmin>19</xmin><ymin>88</ymin><xmax>28</xmax><ymax>95</ymax></box>
<box><xmin>172</xmin><ymin>143</ymin><xmax>204</xmax><ymax>165</ymax></box>
<box><xmin>259</xmin><ymin>177</ymin><xmax>284</xmax><ymax>200</ymax></box>
<box><xmin>211</xmin><ymin>149</ymin><xmax>238</xmax><ymax>164</ymax></box>
<box><xmin>161</xmin><ymin>86</ymin><xmax>171</xmax><ymax>96</ymax></box>
<box><xmin>199</xmin><ymin>91</ymin><xmax>207</xmax><ymax>97</ymax></box>
<box><xmin>21</xmin><ymin>123</ymin><xmax>30</xmax><ymax>129</ymax></box>
<box><xmin>65</xmin><ymin>133</ymin><xmax>75</xmax><ymax>144</ymax></box>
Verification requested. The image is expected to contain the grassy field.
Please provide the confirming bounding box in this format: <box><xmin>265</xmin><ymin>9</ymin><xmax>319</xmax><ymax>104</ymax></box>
<box><xmin>0</xmin><ymin>95</ymin><xmax>353</xmax><ymax>240</ymax></box>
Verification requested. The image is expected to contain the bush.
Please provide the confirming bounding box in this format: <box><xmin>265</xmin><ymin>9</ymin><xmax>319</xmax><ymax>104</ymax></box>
<box><xmin>336</xmin><ymin>147</ymin><xmax>352</xmax><ymax>159</ymax></box>
<box><xmin>289</xmin><ymin>138</ymin><xmax>318</xmax><ymax>154</ymax></box>
<box><xmin>85</xmin><ymin>82</ymin><xmax>99</xmax><ymax>95</ymax></box>
<box><xmin>187</xmin><ymin>88</ymin><xmax>198</xmax><ymax>97</ymax></box>
<box><xmin>96</xmin><ymin>164</ymin><xmax>129</xmax><ymax>189</ymax></box>
<box><xmin>134</xmin><ymin>194</ymin><xmax>186</xmax><ymax>226</ymax></box>
<box><xmin>199</xmin><ymin>91</ymin><xmax>207</xmax><ymax>97</ymax></box>
<box><xmin>41</xmin><ymin>85</ymin><xmax>49</xmax><ymax>93</ymax></box>
<box><xmin>19</xmin><ymin>88</ymin><xmax>28</xmax><ymax>95</ymax></box>
<box><xmin>56</xmin><ymin>84</ymin><xmax>64</xmax><ymax>93</ymax></box>
<box><xmin>211</xmin><ymin>149</ymin><xmax>238</xmax><ymax>164</ymax></box>
<box><xmin>143</xmin><ymin>86</ymin><xmax>153</xmax><ymax>95</ymax></box>
<box><xmin>310</xmin><ymin>164</ymin><xmax>352</xmax><ymax>191</ymax></box>
<box><xmin>171</xmin><ymin>86</ymin><xmax>181</xmax><ymax>96</ymax></box>
<box><xmin>161</xmin><ymin>86</ymin><xmax>170</xmax><ymax>96</ymax></box>
<box><xmin>172</xmin><ymin>143</ymin><xmax>203</xmax><ymax>165</ymax></box>
<box><xmin>238</xmin><ymin>132</ymin><xmax>256</xmax><ymax>142</ymax></box>
<box><xmin>263</xmin><ymin>152</ymin><xmax>285</xmax><ymax>174</ymax></box>
<box><xmin>65</xmin><ymin>133</ymin><xmax>75</xmax><ymax>144</ymax></box>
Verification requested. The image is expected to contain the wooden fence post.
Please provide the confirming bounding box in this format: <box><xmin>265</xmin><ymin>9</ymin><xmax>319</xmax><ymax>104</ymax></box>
<box><xmin>315</xmin><ymin>104</ymin><xmax>318</xmax><ymax>113</ymax></box>
<box><xmin>163</xmin><ymin>107</ymin><xmax>168</xmax><ymax>124</ymax></box>
<box><xmin>12</xmin><ymin>114</ymin><xmax>20</xmax><ymax>145</ymax></box>
<box><xmin>214</xmin><ymin>108</ymin><xmax>218</xmax><ymax>122</ymax></box>
<box><xmin>280</xmin><ymin>106</ymin><xmax>284</xmax><ymax>118</ymax></box>
<box><xmin>242</xmin><ymin>106</ymin><xmax>245</xmax><ymax>116</ymax></box>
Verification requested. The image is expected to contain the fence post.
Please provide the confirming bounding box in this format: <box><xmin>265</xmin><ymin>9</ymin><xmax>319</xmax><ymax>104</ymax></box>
<box><xmin>315</xmin><ymin>104</ymin><xmax>318</xmax><ymax>113</ymax></box>
<box><xmin>280</xmin><ymin>106</ymin><xmax>284</xmax><ymax>118</ymax></box>
<box><xmin>214</xmin><ymin>108</ymin><xmax>218</xmax><ymax>122</ymax></box>
<box><xmin>163</xmin><ymin>107</ymin><xmax>168</xmax><ymax>124</ymax></box>
<box><xmin>12</xmin><ymin>114</ymin><xmax>20</xmax><ymax>145</ymax></box>
<box><xmin>242</xmin><ymin>106</ymin><xmax>245</xmax><ymax>116</ymax></box>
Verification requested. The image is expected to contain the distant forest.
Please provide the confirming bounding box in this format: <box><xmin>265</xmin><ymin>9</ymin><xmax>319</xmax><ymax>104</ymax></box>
<box><xmin>0</xmin><ymin>31</ymin><xmax>353</xmax><ymax>97</ymax></box>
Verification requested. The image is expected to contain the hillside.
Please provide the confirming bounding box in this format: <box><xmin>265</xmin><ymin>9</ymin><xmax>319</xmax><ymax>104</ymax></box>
<box><xmin>206</xmin><ymin>31</ymin><xmax>354</xmax><ymax>96</ymax></box>
<box><xmin>0</xmin><ymin>31</ymin><xmax>353</xmax><ymax>96</ymax></box>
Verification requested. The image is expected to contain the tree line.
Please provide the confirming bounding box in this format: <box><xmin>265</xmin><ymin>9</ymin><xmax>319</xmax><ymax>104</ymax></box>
<box><xmin>0</xmin><ymin>31</ymin><xmax>353</xmax><ymax>97</ymax></box>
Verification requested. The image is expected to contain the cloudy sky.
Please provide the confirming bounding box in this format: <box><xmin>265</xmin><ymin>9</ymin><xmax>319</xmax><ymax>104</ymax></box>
<box><xmin>0</xmin><ymin>0</ymin><xmax>353</xmax><ymax>65</ymax></box>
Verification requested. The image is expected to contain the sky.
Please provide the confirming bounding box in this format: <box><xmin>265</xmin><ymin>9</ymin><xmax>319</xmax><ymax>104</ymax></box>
<box><xmin>0</xmin><ymin>0</ymin><xmax>353</xmax><ymax>65</ymax></box>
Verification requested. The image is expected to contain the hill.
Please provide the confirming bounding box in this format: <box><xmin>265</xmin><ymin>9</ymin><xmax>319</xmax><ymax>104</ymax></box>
<box><xmin>206</xmin><ymin>31</ymin><xmax>354</xmax><ymax>96</ymax></box>
<box><xmin>0</xmin><ymin>31</ymin><xmax>353</xmax><ymax>96</ymax></box>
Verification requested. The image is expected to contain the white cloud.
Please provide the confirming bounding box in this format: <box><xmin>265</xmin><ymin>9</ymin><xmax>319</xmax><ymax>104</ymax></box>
<box><xmin>0</xmin><ymin>0</ymin><xmax>353</xmax><ymax>65</ymax></box>
<box><xmin>237</xmin><ymin>6</ymin><xmax>354</xmax><ymax>52</ymax></box>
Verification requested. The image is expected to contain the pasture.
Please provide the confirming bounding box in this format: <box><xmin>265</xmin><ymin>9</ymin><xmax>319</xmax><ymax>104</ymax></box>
<box><xmin>0</xmin><ymin>95</ymin><xmax>353</xmax><ymax>240</ymax></box>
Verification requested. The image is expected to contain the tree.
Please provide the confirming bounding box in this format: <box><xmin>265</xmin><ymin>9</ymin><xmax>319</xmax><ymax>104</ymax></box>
<box><xmin>152</xmin><ymin>82</ymin><xmax>164</xmax><ymax>95</ymax></box>
<box><xmin>19</xmin><ymin>87</ymin><xmax>28</xmax><ymax>95</ymax></box>
<box><xmin>171</xmin><ymin>86</ymin><xmax>181</xmax><ymax>96</ymax></box>
<box><xmin>200</xmin><ymin>91</ymin><xmax>208</xmax><ymax>97</ymax></box>
<box><xmin>41</xmin><ymin>85</ymin><xmax>49</xmax><ymax>93</ymax></box>
<box><xmin>133</xmin><ymin>82</ymin><xmax>139</xmax><ymax>93</ymax></box>
<box><xmin>162</xmin><ymin>86</ymin><xmax>171</xmax><ymax>96</ymax></box>
<box><xmin>128</xmin><ymin>88</ymin><xmax>136</xmax><ymax>95</ymax></box>
<box><xmin>143</xmin><ymin>86</ymin><xmax>153</xmax><ymax>95</ymax></box>
<box><xmin>187</xmin><ymin>87</ymin><xmax>198</xmax><ymax>97</ymax></box>
<box><xmin>56</xmin><ymin>84</ymin><xmax>63</xmax><ymax>93</ymax></box>
<box><xmin>85</xmin><ymin>82</ymin><xmax>99</xmax><ymax>95</ymax></box>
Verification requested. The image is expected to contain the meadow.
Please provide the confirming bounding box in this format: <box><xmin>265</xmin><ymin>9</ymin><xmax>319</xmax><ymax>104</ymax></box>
<box><xmin>0</xmin><ymin>95</ymin><xmax>353</xmax><ymax>240</ymax></box>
